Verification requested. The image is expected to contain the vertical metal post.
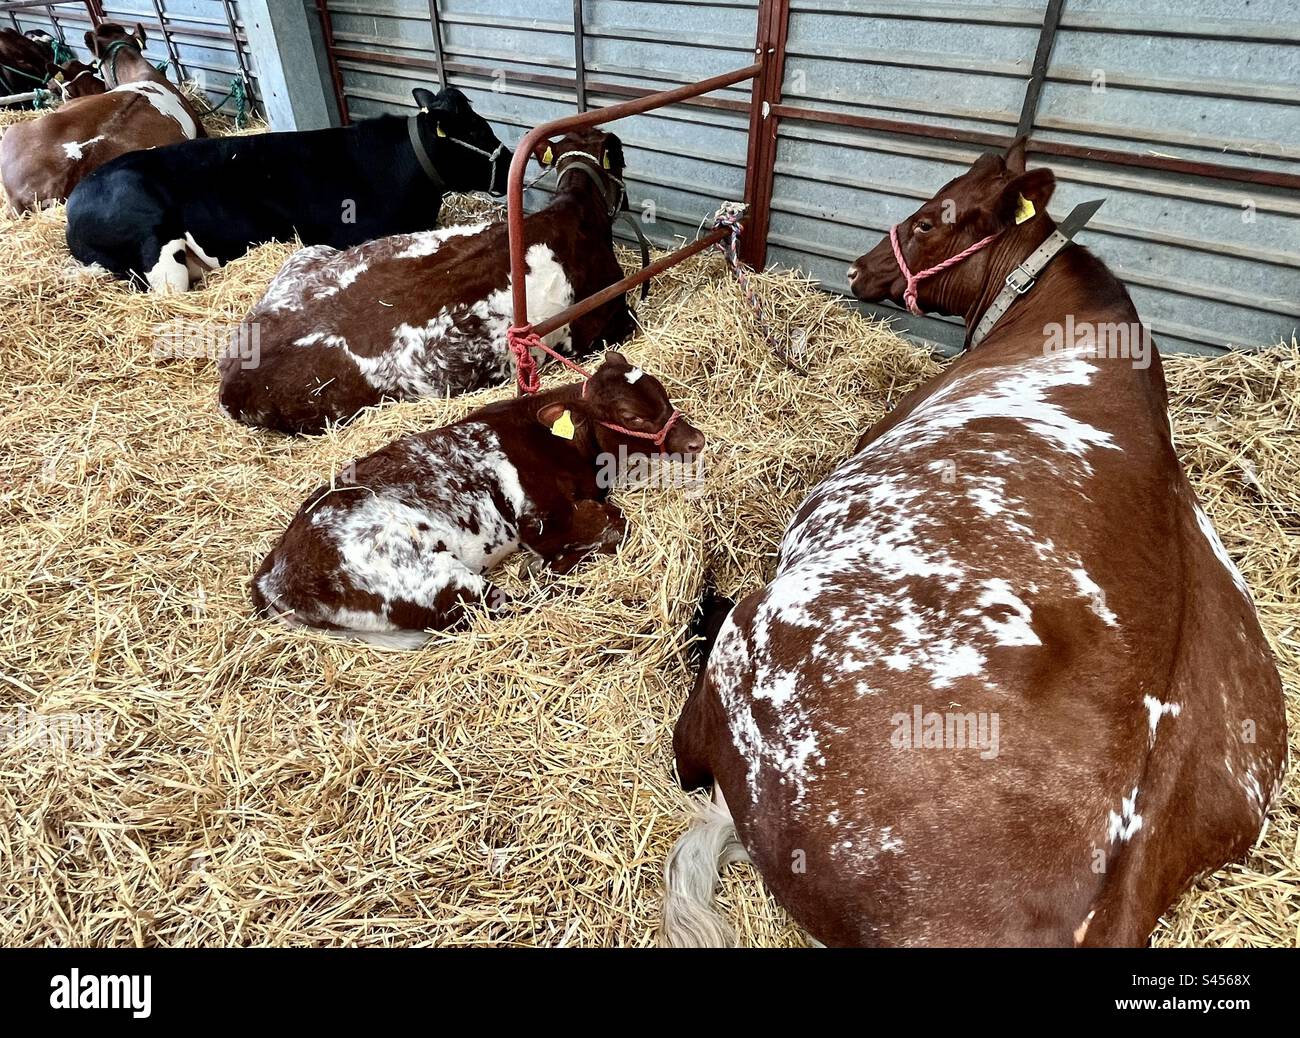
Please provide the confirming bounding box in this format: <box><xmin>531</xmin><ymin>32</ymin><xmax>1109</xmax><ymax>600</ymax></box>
<box><xmin>426</xmin><ymin>0</ymin><xmax>446</xmax><ymax>90</ymax></box>
<box><xmin>313</xmin><ymin>0</ymin><xmax>350</xmax><ymax>124</ymax></box>
<box><xmin>219</xmin><ymin>0</ymin><xmax>255</xmax><ymax>97</ymax></box>
<box><xmin>739</xmin><ymin>0</ymin><xmax>789</xmax><ymax>270</ymax></box>
<box><xmin>149</xmin><ymin>0</ymin><xmax>186</xmax><ymax>84</ymax></box>
<box><xmin>572</xmin><ymin>0</ymin><xmax>586</xmax><ymax>111</ymax></box>
<box><xmin>45</xmin><ymin>4</ymin><xmax>68</xmax><ymax>44</ymax></box>
<box><xmin>1016</xmin><ymin>0</ymin><xmax>1066</xmax><ymax>137</ymax></box>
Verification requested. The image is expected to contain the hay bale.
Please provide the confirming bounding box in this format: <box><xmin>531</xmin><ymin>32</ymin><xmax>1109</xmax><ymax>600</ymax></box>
<box><xmin>0</xmin><ymin>174</ymin><xmax>1295</xmax><ymax>946</ymax></box>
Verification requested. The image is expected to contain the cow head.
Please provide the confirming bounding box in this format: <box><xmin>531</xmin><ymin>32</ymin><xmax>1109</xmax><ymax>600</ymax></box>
<box><xmin>847</xmin><ymin>138</ymin><xmax>1056</xmax><ymax>317</ymax></box>
<box><xmin>410</xmin><ymin>86</ymin><xmax>510</xmax><ymax>195</ymax></box>
<box><xmin>84</xmin><ymin>21</ymin><xmax>146</xmax><ymax>62</ymax></box>
<box><xmin>537</xmin><ymin>352</ymin><xmax>705</xmax><ymax>459</ymax></box>
<box><xmin>46</xmin><ymin>59</ymin><xmax>106</xmax><ymax>98</ymax></box>
<box><xmin>531</xmin><ymin>129</ymin><xmax>628</xmax><ymax>215</ymax></box>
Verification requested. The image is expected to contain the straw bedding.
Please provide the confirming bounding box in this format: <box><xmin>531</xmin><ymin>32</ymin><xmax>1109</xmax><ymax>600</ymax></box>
<box><xmin>1</xmin><ymin>107</ymin><xmax>1296</xmax><ymax>947</ymax></box>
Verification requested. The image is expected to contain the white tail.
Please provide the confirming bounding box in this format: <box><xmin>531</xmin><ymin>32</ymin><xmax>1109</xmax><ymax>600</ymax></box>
<box><xmin>660</xmin><ymin>795</ymin><xmax>750</xmax><ymax>947</ymax></box>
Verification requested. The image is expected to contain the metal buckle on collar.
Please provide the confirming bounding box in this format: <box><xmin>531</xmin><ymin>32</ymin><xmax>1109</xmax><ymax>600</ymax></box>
<box><xmin>1005</xmin><ymin>264</ymin><xmax>1037</xmax><ymax>295</ymax></box>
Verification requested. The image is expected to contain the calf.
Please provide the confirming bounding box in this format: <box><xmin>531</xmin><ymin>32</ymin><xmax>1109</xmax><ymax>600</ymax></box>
<box><xmin>0</xmin><ymin>23</ymin><xmax>203</xmax><ymax>214</ymax></box>
<box><xmin>251</xmin><ymin>353</ymin><xmax>704</xmax><ymax>649</ymax></box>
<box><xmin>662</xmin><ymin>140</ymin><xmax>1287</xmax><ymax>947</ymax></box>
<box><xmin>65</xmin><ymin>86</ymin><xmax>507</xmax><ymax>292</ymax></box>
<box><xmin>46</xmin><ymin>60</ymin><xmax>107</xmax><ymax>100</ymax></box>
<box><xmin>219</xmin><ymin>129</ymin><xmax>635</xmax><ymax>434</ymax></box>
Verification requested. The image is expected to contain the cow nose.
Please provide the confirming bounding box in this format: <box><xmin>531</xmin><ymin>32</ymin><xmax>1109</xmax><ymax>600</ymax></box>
<box><xmin>679</xmin><ymin>426</ymin><xmax>705</xmax><ymax>455</ymax></box>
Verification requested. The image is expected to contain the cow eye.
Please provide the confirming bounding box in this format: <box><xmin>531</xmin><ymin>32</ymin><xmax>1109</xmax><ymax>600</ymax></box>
<box><xmin>915</xmin><ymin>219</ymin><xmax>934</xmax><ymax>234</ymax></box>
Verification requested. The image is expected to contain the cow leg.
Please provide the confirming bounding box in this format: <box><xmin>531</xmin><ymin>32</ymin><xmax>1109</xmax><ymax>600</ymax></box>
<box><xmin>141</xmin><ymin>234</ymin><xmax>191</xmax><ymax>294</ymax></box>
<box><xmin>521</xmin><ymin>499</ymin><xmax>626</xmax><ymax>574</ymax></box>
<box><xmin>183</xmin><ymin>232</ymin><xmax>221</xmax><ymax>284</ymax></box>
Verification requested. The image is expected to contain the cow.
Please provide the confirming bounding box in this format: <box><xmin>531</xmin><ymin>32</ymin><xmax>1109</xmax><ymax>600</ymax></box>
<box><xmin>218</xmin><ymin>128</ymin><xmax>636</xmax><ymax>435</ymax></box>
<box><xmin>0</xmin><ymin>27</ymin><xmax>53</xmax><ymax>103</ymax></box>
<box><xmin>64</xmin><ymin>86</ymin><xmax>508</xmax><ymax>293</ymax></box>
<box><xmin>46</xmin><ymin>59</ymin><xmax>107</xmax><ymax>100</ymax></box>
<box><xmin>250</xmin><ymin>352</ymin><xmax>704</xmax><ymax>649</ymax></box>
<box><xmin>0</xmin><ymin>23</ymin><xmax>204</xmax><ymax>214</ymax></box>
<box><xmin>660</xmin><ymin>139</ymin><xmax>1287</xmax><ymax>948</ymax></box>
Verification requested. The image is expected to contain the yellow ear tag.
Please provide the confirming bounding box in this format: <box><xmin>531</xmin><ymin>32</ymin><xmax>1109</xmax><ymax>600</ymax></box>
<box><xmin>436</xmin><ymin>124</ymin><xmax>447</xmax><ymax>138</ymax></box>
<box><xmin>602</xmin><ymin>152</ymin><xmax>611</xmax><ymax>169</ymax></box>
<box><xmin>550</xmin><ymin>410</ymin><xmax>575</xmax><ymax>440</ymax></box>
<box><xmin>541</xmin><ymin>145</ymin><xmax>553</xmax><ymax>166</ymax></box>
<box><xmin>1014</xmin><ymin>194</ymin><xmax>1036</xmax><ymax>224</ymax></box>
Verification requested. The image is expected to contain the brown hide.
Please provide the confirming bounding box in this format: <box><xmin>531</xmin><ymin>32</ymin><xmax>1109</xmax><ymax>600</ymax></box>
<box><xmin>0</xmin><ymin>24</ymin><xmax>204</xmax><ymax>213</ymax></box>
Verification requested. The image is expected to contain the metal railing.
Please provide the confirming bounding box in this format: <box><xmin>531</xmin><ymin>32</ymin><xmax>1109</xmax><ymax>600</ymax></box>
<box><xmin>504</xmin><ymin>60</ymin><xmax>763</xmax><ymax>385</ymax></box>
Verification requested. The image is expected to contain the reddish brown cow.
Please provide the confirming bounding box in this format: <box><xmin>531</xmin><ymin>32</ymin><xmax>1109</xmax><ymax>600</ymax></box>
<box><xmin>0</xmin><ymin>28</ymin><xmax>53</xmax><ymax>102</ymax></box>
<box><xmin>251</xmin><ymin>353</ymin><xmax>704</xmax><ymax>649</ymax></box>
<box><xmin>219</xmin><ymin>129</ymin><xmax>635</xmax><ymax>435</ymax></box>
<box><xmin>0</xmin><ymin>23</ymin><xmax>203</xmax><ymax>213</ymax></box>
<box><xmin>662</xmin><ymin>140</ymin><xmax>1287</xmax><ymax>947</ymax></box>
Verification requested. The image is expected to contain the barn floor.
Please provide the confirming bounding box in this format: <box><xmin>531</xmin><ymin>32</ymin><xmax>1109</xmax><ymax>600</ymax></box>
<box><xmin>1</xmin><ymin>107</ymin><xmax>1297</xmax><ymax>947</ymax></box>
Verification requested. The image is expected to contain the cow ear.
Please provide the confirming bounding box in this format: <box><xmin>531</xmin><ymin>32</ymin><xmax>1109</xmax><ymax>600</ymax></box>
<box><xmin>134</xmin><ymin>23</ymin><xmax>147</xmax><ymax>47</ymax></box>
<box><xmin>532</xmin><ymin>138</ymin><xmax>556</xmax><ymax>167</ymax></box>
<box><xmin>536</xmin><ymin>402</ymin><xmax>586</xmax><ymax>436</ymax></box>
<box><xmin>601</xmin><ymin>133</ymin><xmax>624</xmax><ymax>175</ymax></box>
<box><xmin>83</xmin><ymin>29</ymin><xmax>96</xmax><ymax>54</ymax></box>
<box><xmin>603</xmin><ymin>349</ymin><xmax>630</xmax><ymax>368</ymax></box>
<box><xmin>1004</xmin><ymin>135</ymin><xmax>1029</xmax><ymax>175</ymax></box>
<box><xmin>998</xmin><ymin>167</ymin><xmax>1055</xmax><ymax>225</ymax></box>
<box><xmin>411</xmin><ymin>87</ymin><xmax>437</xmax><ymax>112</ymax></box>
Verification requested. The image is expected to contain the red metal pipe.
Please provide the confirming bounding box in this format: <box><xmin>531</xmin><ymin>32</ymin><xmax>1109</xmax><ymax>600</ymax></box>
<box><xmin>532</xmin><ymin>225</ymin><xmax>731</xmax><ymax>340</ymax></box>
<box><xmin>506</xmin><ymin>60</ymin><xmax>762</xmax><ymax>370</ymax></box>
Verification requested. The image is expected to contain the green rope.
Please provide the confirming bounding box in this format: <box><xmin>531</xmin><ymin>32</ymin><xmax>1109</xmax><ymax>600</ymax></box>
<box><xmin>192</xmin><ymin>77</ymin><xmax>250</xmax><ymax>129</ymax></box>
<box><xmin>0</xmin><ymin>61</ymin><xmax>48</xmax><ymax>88</ymax></box>
<box><xmin>50</xmin><ymin>39</ymin><xmax>74</xmax><ymax>66</ymax></box>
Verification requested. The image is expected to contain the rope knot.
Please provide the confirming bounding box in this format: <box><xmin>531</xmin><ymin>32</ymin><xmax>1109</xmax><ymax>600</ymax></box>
<box><xmin>507</xmin><ymin>325</ymin><xmax>543</xmax><ymax>394</ymax></box>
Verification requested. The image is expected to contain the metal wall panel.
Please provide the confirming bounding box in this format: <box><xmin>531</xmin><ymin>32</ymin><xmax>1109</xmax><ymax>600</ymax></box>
<box><xmin>767</xmin><ymin>0</ymin><xmax>1300</xmax><ymax>354</ymax></box>
<box><xmin>10</xmin><ymin>0</ymin><xmax>261</xmax><ymax>117</ymax></box>
<box><xmin>321</xmin><ymin>0</ymin><xmax>759</xmax><ymax>250</ymax></box>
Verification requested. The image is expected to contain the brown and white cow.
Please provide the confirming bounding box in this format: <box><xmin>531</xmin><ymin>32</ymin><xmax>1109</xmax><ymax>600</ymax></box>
<box><xmin>46</xmin><ymin>59</ymin><xmax>107</xmax><ymax>100</ymax></box>
<box><xmin>251</xmin><ymin>353</ymin><xmax>704</xmax><ymax>649</ymax></box>
<box><xmin>0</xmin><ymin>23</ymin><xmax>203</xmax><ymax>213</ymax></box>
<box><xmin>662</xmin><ymin>140</ymin><xmax>1287</xmax><ymax>947</ymax></box>
<box><xmin>219</xmin><ymin>129</ymin><xmax>636</xmax><ymax>435</ymax></box>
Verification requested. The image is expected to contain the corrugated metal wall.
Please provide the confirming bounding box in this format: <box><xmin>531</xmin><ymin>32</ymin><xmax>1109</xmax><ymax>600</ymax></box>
<box><xmin>8</xmin><ymin>0</ymin><xmax>260</xmax><ymax>116</ymax></box>
<box><xmin>320</xmin><ymin>0</ymin><xmax>757</xmax><ymax>249</ymax></box>
<box><xmin>313</xmin><ymin>1</ymin><xmax>1297</xmax><ymax>355</ymax></box>
<box><xmin>768</xmin><ymin>0</ymin><xmax>1300</xmax><ymax>354</ymax></box>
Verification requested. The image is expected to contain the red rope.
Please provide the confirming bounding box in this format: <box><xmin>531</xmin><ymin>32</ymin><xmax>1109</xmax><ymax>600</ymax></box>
<box><xmin>506</xmin><ymin>324</ymin><xmax>681</xmax><ymax>451</ymax></box>
<box><xmin>507</xmin><ymin>324</ymin><xmax>591</xmax><ymax>394</ymax></box>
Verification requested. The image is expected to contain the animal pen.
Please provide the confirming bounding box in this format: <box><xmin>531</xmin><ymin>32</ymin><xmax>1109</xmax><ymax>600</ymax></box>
<box><xmin>0</xmin><ymin>0</ymin><xmax>1296</xmax><ymax>953</ymax></box>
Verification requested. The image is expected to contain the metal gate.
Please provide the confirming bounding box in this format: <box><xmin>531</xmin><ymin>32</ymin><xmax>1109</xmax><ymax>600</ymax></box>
<box><xmin>311</xmin><ymin>0</ymin><xmax>1299</xmax><ymax>355</ymax></box>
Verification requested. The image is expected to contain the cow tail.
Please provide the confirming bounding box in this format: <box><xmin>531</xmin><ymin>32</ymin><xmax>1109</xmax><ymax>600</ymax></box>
<box><xmin>659</xmin><ymin>794</ymin><xmax>749</xmax><ymax>948</ymax></box>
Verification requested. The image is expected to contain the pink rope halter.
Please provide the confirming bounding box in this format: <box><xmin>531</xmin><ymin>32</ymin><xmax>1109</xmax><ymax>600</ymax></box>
<box><xmin>890</xmin><ymin>223</ymin><xmax>1003</xmax><ymax>315</ymax></box>
<box><xmin>506</xmin><ymin>324</ymin><xmax>682</xmax><ymax>451</ymax></box>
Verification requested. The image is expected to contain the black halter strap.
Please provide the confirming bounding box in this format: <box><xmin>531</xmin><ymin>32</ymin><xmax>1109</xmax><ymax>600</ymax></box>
<box><xmin>407</xmin><ymin>115</ymin><xmax>447</xmax><ymax>190</ymax></box>
<box><xmin>556</xmin><ymin>156</ymin><xmax>650</xmax><ymax>300</ymax></box>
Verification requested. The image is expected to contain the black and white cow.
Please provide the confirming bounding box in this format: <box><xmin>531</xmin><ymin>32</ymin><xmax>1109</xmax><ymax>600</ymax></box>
<box><xmin>63</xmin><ymin>87</ymin><xmax>508</xmax><ymax>293</ymax></box>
